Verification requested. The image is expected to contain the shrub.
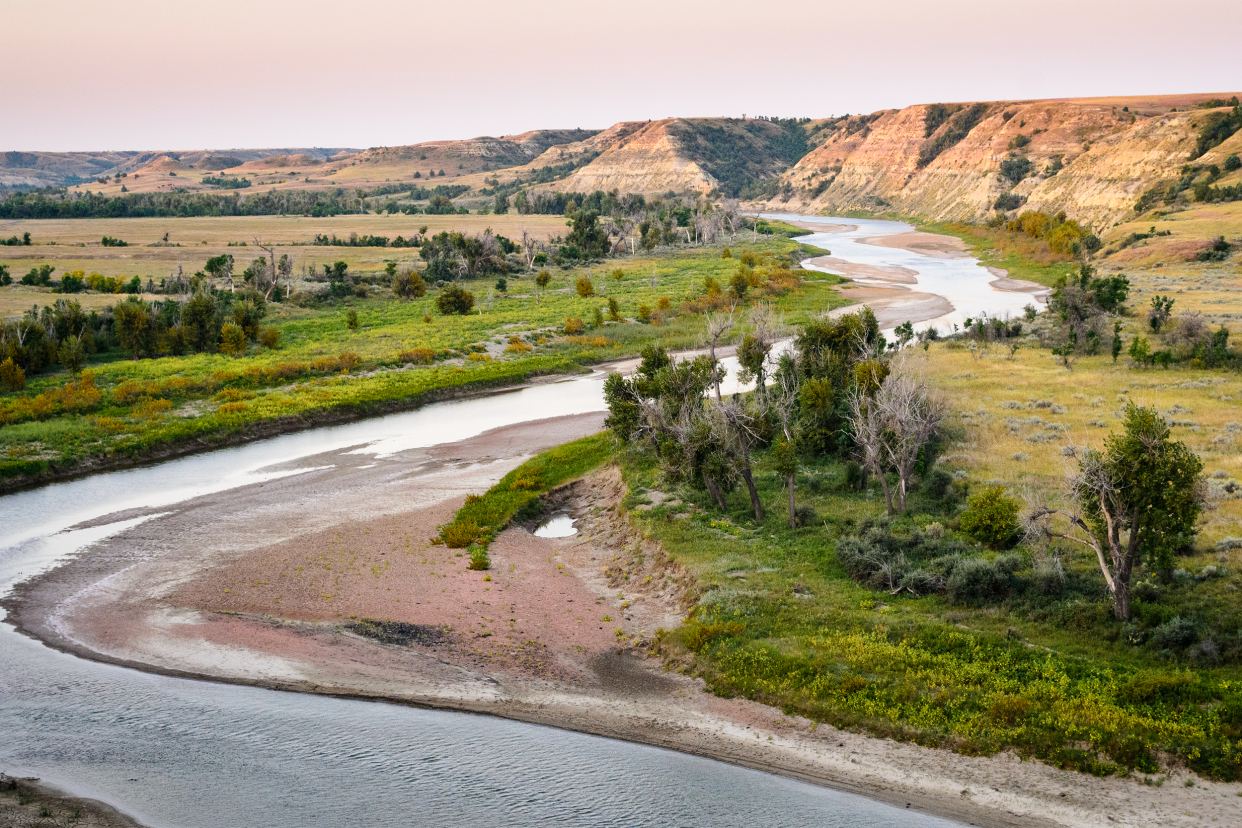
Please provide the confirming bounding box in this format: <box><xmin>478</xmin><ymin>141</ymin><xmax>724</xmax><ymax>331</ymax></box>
<box><xmin>346</xmin><ymin>309</ymin><xmax>360</xmax><ymax>330</ymax></box>
<box><xmin>946</xmin><ymin>556</ymin><xmax>1015</xmax><ymax>605</ymax></box>
<box><xmin>575</xmin><ymin>276</ymin><xmax>594</xmax><ymax>297</ymax></box>
<box><xmin>1149</xmin><ymin>617</ymin><xmax>1199</xmax><ymax>651</ymax></box>
<box><xmin>442</xmin><ymin>519</ymin><xmax>481</xmax><ymax>548</ymax></box>
<box><xmin>392</xmin><ymin>269</ymin><xmax>427</xmax><ymax>299</ymax></box>
<box><xmin>398</xmin><ymin>347</ymin><xmax>435</xmax><ymax>364</ymax></box>
<box><xmin>504</xmin><ymin>336</ymin><xmax>532</xmax><ymax>354</ymax></box>
<box><xmin>563</xmin><ymin>317</ymin><xmax>584</xmax><ymax>334</ymax></box>
<box><xmin>220</xmin><ymin>323</ymin><xmax>248</xmax><ymax>357</ymax></box>
<box><xmin>994</xmin><ymin>192</ymin><xmax>1024</xmax><ymax>211</ymax></box>
<box><xmin>1226</xmin><ymin>154</ymin><xmax>1241</xmax><ymax>172</ymax></box>
<box><xmin>959</xmin><ymin>485</ymin><xmax>1020</xmax><ymax>548</ymax></box>
<box><xmin>607</xmin><ymin>297</ymin><xmax>621</xmax><ymax>321</ymax></box>
<box><xmin>0</xmin><ymin>357</ymin><xmax>26</xmax><ymax>391</ymax></box>
<box><xmin>467</xmin><ymin>546</ymin><xmax>491</xmax><ymax>571</ymax></box>
<box><xmin>436</xmin><ymin>284</ymin><xmax>475</xmax><ymax>315</ymax></box>
<box><xmin>259</xmin><ymin>328</ymin><xmax>280</xmax><ymax>350</ymax></box>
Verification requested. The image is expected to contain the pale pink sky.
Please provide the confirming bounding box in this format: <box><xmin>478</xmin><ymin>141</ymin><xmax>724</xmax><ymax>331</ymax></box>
<box><xmin>7</xmin><ymin>0</ymin><xmax>1242</xmax><ymax>151</ymax></box>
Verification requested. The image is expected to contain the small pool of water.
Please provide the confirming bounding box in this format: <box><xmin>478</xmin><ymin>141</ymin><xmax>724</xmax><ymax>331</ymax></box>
<box><xmin>534</xmin><ymin>511</ymin><xmax>578</xmax><ymax>538</ymax></box>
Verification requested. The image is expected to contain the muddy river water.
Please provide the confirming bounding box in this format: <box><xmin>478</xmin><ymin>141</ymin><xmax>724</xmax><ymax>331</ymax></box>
<box><xmin>0</xmin><ymin>217</ymin><xmax>1011</xmax><ymax>827</ymax></box>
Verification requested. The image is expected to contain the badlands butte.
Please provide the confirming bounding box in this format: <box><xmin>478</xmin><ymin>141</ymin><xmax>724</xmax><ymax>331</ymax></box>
<box><xmin>5</xmin><ymin>91</ymin><xmax>1242</xmax><ymax>233</ymax></box>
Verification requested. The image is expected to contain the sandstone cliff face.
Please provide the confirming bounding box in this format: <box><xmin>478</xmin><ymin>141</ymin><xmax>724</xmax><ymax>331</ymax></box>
<box><xmin>533</xmin><ymin>94</ymin><xmax>1236</xmax><ymax>231</ymax></box>
<box><xmin>551</xmin><ymin>119</ymin><xmax>717</xmax><ymax>194</ymax></box>
<box><xmin>780</xmin><ymin>101</ymin><xmax>1157</xmax><ymax>227</ymax></box>
<box><xmin>550</xmin><ymin>117</ymin><xmax>794</xmax><ymax>196</ymax></box>
<box><xmin>775</xmin><ymin>98</ymin><xmax>1242</xmax><ymax>230</ymax></box>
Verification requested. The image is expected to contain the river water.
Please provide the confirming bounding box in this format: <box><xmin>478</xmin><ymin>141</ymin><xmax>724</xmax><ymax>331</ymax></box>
<box><xmin>772</xmin><ymin>213</ymin><xmax>1041</xmax><ymax>333</ymax></box>
<box><xmin>0</xmin><ymin>218</ymin><xmax>987</xmax><ymax>828</ymax></box>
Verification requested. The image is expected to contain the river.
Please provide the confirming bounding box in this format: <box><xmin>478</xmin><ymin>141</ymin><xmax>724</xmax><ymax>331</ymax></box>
<box><xmin>0</xmin><ymin>217</ymin><xmax>1011</xmax><ymax>827</ymax></box>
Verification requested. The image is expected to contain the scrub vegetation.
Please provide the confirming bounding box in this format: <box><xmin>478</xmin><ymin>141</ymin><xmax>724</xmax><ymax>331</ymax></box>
<box><xmin>0</xmin><ymin>218</ymin><xmax>846</xmax><ymax>487</ymax></box>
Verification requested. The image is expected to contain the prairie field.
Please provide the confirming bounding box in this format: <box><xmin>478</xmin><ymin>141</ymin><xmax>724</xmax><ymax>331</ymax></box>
<box><xmin>0</xmin><ymin>214</ymin><xmax>572</xmax><ymax>288</ymax></box>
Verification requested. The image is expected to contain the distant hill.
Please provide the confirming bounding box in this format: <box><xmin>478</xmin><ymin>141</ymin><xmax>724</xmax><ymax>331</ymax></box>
<box><xmin>0</xmin><ymin>148</ymin><xmax>359</xmax><ymax>189</ymax></box>
<box><xmin>4</xmin><ymin>93</ymin><xmax>1240</xmax><ymax>232</ymax></box>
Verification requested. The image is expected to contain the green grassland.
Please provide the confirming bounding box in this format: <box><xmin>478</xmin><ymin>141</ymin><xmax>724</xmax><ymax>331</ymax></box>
<box><xmin>425</xmin><ymin>222</ymin><xmax>1242</xmax><ymax>783</ymax></box>
<box><xmin>0</xmin><ymin>238</ymin><xmax>848</xmax><ymax>487</ymax></box>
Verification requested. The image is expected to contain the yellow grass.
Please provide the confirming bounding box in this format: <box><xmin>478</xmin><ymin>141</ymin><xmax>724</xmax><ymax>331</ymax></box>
<box><xmin>0</xmin><ymin>285</ymin><xmax>159</xmax><ymax>318</ymax></box>
<box><xmin>0</xmin><ymin>214</ymin><xmax>570</xmax><ymax>282</ymax></box>
<box><xmin>924</xmin><ymin>343</ymin><xmax>1242</xmax><ymax>552</ymax></box>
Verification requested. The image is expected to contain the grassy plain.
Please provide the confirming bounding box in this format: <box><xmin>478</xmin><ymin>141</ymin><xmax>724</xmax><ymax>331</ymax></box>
<box><xmin>0</xmin><ymin>214</ymin><xmax>572</xmax><ymax>288</ymax></box>
<box><xmin>0</xmin><ymin>233</ymin><xmax>848</xmax><ymax>486</ymax></box>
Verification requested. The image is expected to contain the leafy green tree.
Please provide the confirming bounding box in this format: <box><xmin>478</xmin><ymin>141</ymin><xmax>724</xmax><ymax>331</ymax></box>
<box><xmin>566</xmin><ymin>210</ymin><xmax>609</xmax><ymax>258</ymax></box>
<box><xmin>220</xmin><ymin>322</ymin><xmax>248</xmax><ymax>356</ymax></box>
<box><xmin>607</xmin><ymin>297</ymin><xmax>621</xmax><ymax>321</ymax></box>
<box><xmin>392</xmin><ymin>268</ymin><xmax>427</xmax><ymax>299</ymax></box>
<box><xmin>58</xmin><ymin>336</ymin><xmax>86</xmax><ymax>377</ymax></box>
<box><xmin>181</xmin><ymin>291</ymin><xmax>220</xmax><ymax>352</ymax></box>
<box><xmin>0</xmin><ymin>264</ymin><xmax>9</xmax><ymax>286</ymax></box>
<box><xmin>436</xmin><ymin>284</ymin><xmax>475</xmax><ymax>315</ymax></box>
<box><xmin>960</xmin><ymin>485</ymin><xmax>1020</xmax><ymax>548</ymax></box>
<box><xmin>1030</xmin><ymin>404</ymin><xmax>1205</xmax><ymax>620</ymax></box>
<box><xmin>346</xmin><ymin>309</ymin><xmax>359</xmax><ymax>330</ymax></box>
<box><xmin>1111</xmin><ymin>320</ymin><xmax>1123</xmax><ymax>363</ymax></box>
<box><xmin>112</xmin><ymin>299</ymin><xmax>153</xmax><ymax>358</ymax></box>
<box><xmin>0</xmin><ymin>357</ymin><xmax>25</xmax><ymax>390</ymax></box>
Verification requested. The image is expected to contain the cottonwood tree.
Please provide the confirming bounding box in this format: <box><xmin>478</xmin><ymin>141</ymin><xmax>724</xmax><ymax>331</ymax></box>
<box><xmin>1026</xmin><ymin>403</ymin><xmax>1204</xmax><ymax>620</ymax></box>
<box><xmin>721</xmin><ymin>199</ymin><xmax>743</xmax><ymax>239</ymax></box>
<box><xmin>736</xmin><ymin>303</ymin><xmax>783</xmax><ymax>402</ymax></box>
<box><xmin>704</xmin><ymin>310</ymin><xmax>736</xmax><ymax>402</ymax></box>
<box><xmin>848</xmin><ymin>353</ymin><xmax>944</xmax><ymax>515</ymax></box>
<box><xmin>205</xmin><ymin>254</ymin><xmax>235</xmax><ymax>293</ymax></box>
<box><xmin>520</xmin><ymin>226</ymin><xmax>539</xmax><ymax>271</ymax></box>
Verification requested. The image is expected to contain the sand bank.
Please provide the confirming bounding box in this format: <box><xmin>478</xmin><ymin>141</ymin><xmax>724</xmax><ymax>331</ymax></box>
<box><xmin>7</xmin><ymin>413</ymin><xmax>1239</xmax><ymax>828</ymax></box>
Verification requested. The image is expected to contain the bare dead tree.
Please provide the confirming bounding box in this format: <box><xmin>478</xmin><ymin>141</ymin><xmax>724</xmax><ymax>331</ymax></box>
<box><xmin>711</xmin><ymin>398</ymin><xmax>765</xmax><ymax>522</ymax></box>
<box><xmin>847</xmin><ymin>353</ymin><xmax>944</xmax><ymax>515</ymax></box>
<box><xmin>520</xmin><ymin>226</ymin><xmax>539</xmax><ymax>271</ymax></box>
<box><xmin>875</xmin><ymin>354</ymin><xmax>945</xmax><ymax>513</ymax></box>
<box><xmin>704</xmin><ymin>310</ymin><xmax>736</xmax><ymax>402</ymax></box>
<box><xmin>848</xmin><ymin>381</ymin><xmax>893</xmax><ymax>513</ymax></box>
<box><xmin>721</xmin><ymin>199</ymin><xmax>742</xmax><ymax>239</ymax></box>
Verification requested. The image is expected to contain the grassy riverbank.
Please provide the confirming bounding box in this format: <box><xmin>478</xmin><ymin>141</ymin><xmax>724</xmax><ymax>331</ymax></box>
<box><xmin>0</xmin><ymin>237</ymin><xmax>848</xmax><ymax>488</ymax></box>
<box><xmin>429</xmin><ymin>223</ymin><xmax>1242</xmax><ymax>783</ymax></box>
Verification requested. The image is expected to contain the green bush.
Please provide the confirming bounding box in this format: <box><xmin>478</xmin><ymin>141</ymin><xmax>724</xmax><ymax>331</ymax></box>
<box><xmin>946</xmin><ymin>555</ymin><xmax>1016</xmax><ymax>606</ymax></box>
<box><xmin>959</xmin><ymin>485</ymin><xmax>1020</xmax><ymax>548</ymax></box>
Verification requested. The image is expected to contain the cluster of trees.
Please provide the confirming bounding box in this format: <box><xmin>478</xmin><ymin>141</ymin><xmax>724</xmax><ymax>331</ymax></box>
<box><xmin>1127</xmin><ymin>295</ymin><xmax>1238</xmax><ymax>369</ymax></box>
<box><xmin>420</xmin><ymin>230</ymin><xmax>517</xmax><ymax>281</ymax></box>
<box><xmin>1190</xmin><ymin>101</ymin><xmax>1242</xmax><ymax>159</ymax></box>
<box><xmin>0</xmin><ymin>287</ymin><xmax>277</xmax><ymax>387</ymax></box>
<box><xmin>605</xmin><ymin>307</ymin><xmax>948</xmax><ymax>528</ymax></box>
<box><xmin>1045</xmin><ymin>263</ymin><xmax>1130</xmax><ymax>366</ymax></box>
<box><xmin>2</xmin><ymin>231</ymin><xmax>32</xmax><ymax>246</ymax></box>
<box><xmin>1135</xmin><ymin>161</ymin><xmax>1242</xmax><ymax>212</ymax></box>
<box><xmin>1000</xmin><ymin>210</ymin><xmax>1102</xmax><ymax>258</ymax></box>
<box><xmin>918</xmin><ymin>102</ymin><xmax>990</xmax><ymax>167</ymax></box>
<box><xmin>0</xmin><ymin>189</ymin><xmax>370</xmax><ymax>219</ymax></box>
<box><xmin>311</xmin><ymin>232</ymin><xmax>425</xmax><ymax>248</ymax></box>
<box><xmin>201</xmin><ymin>176</ymin><xmax>251</xmax><ymax>189</ymax></box>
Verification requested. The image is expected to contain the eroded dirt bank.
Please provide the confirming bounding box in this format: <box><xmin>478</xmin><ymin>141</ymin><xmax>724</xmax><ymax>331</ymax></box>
<box><xmin>6</xmin><ymin>412</ymin><xmax>1237</xmax><ymax>828</ymax></box>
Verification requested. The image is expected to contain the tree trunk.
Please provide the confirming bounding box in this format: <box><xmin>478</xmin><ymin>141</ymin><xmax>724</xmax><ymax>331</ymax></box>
<box><xmin>877</xmin><ymin>470</ymin><xmax>894</xmax><ymax>516</ymax></box>
<box><xmin>787</xmin><ymin>475</ymin><xmax>797</xmax><ymax>529</ymax></box>
<box><xmin>704</xmin><ymin>476</ymin><xmax>727</xmax><ymax>512</ymax></box>
<box><xmin>740</xmin><ymin>465</ymin><xmax>764</xmax><ymax>521</ymax></box>
<box><xmin>1112</xmin><ymin>576</ymin><xmax>1131</xmax><ymax>621</ymax></box>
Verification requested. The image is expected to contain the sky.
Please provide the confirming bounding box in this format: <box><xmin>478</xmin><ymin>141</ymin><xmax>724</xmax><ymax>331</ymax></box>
<box><xmin>8</xmin><ymin>0</ymin><xmax>1242</xmax><ymax>152</ymax></box>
